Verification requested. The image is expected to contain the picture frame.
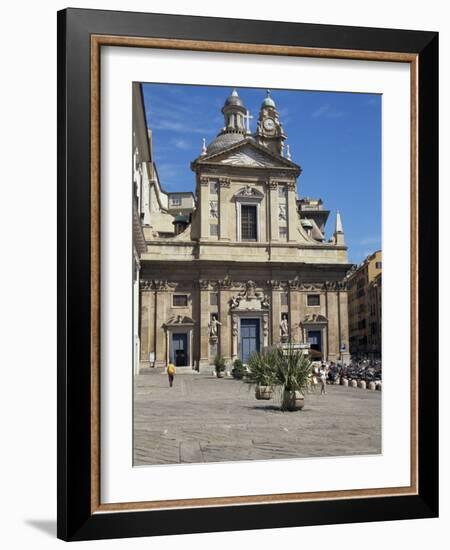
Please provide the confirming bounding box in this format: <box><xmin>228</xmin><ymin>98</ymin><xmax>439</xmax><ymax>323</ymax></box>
<box><xmin>57</xmin><ymin>7</ymin><xmax>438</xmax><ymax>541</ymax></box>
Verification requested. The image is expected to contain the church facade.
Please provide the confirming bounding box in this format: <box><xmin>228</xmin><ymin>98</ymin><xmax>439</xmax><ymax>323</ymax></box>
<box><xmin>137</xmin><ymin>87</ymin><xmax>351</xmax><ymax>371</ymax></box>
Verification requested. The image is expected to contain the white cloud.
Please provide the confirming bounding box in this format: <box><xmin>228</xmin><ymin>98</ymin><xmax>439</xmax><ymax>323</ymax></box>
<box><xmin>311</xmin><ymin>104</ymin><xmax>345</xmax><ymax>119</ymax></box>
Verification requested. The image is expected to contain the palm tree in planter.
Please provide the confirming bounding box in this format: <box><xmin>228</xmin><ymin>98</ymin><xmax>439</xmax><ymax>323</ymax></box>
<box><xmin>213</xmin><ymin>355</ymin><xmax>226</xmax><ymax>378</ymax></box>
<box><xmin>245</xmin><ymin>349</ymin><xmax>277</xmax><ymax>400</ymax></box>
<box><xmin>273</xmin><ymin>346</ymin><xmax>312</xmax><ymax>411</ymax></box>
<box><xmin>231</xmin><ymin>358</ymin><xmax>246</xmax><ymax>380</ymax></box>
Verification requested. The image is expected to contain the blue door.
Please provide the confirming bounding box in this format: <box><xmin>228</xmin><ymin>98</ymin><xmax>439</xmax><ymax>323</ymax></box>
<box><xmin>172</xmin><ymin>333</ymin><xmax>188</xmax><ymax>366</ymax></box>
<box><xmin>240</xmin><ymin>319</ymin><xmax>260</xmax><ymax>363</ymax></box>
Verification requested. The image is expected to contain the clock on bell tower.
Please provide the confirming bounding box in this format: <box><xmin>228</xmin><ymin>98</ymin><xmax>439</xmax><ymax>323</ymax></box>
<box><xmin>255</xmin><ymin>90</ymin><xmax>286</xmax><ymax>156</ymax></box>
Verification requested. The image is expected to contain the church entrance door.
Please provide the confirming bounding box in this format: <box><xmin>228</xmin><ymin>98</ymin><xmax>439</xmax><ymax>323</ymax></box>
<box><xmin>172</xmin><ymin>333</ymin><xmax>188</xmax><ymax>366</ymax></box>
<box><xmin>307</xmin><ymin>330</ymin><xmax>322</xmax><ymax>353</ymax></box>
<box><xmin>240</xmin><ymin>319</ymin><xmax>260</xmax><ymax>364</ymax></box>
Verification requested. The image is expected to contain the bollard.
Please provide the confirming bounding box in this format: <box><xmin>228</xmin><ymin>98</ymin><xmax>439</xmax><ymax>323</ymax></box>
<box><xmin>358</xmin><ymin>380</ymin><xmax>367</xmax><ymax>390</ymax></box>
<box><xmin>376</xmin><ymin>381</ymin><xmax>382</xmax><ymax>391</ymax></box>
<box><xmin>368</xmin><ymin>381</ymin><xmax>376</xmax><ymax>391</ymax></box>
<box><xmin>341</xmin><ymin>378</ymin><xmax>349</xmax><ymax>387</ymax></box>
<box><xmin>350</xmin><ymin>379</ymin><xmax>358</xmax><ymax>388</ymax></box>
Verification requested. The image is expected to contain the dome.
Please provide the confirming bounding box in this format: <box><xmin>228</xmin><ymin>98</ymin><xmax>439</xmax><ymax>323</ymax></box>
<box><xmin>223</xmin><ymin>89</ymin><xmax>244</xmax><ymax>108</ymax></box>
<box><xmin>206</xmin><ymin>132</ymin><xmax>247</xmax><ymax>155</ymax></box>
<box><xmin>261</xmin><ymin>90</ymin><xmax>276</xmax><ymax>108</ymax></box>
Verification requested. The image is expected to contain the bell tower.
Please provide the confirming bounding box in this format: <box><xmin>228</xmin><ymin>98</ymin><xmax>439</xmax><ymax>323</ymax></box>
<box><xmin>221</xmin><ymin>89</ymin><xmax>248</xmax><ymax>135</ymax></box>
<box><xmin>255</xmin><ymin>90</ymin><xmax>286</xmax><ymax>156</ymax></box>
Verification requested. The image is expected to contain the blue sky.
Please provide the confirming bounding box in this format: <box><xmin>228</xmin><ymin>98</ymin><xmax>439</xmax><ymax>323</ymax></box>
<box><xmin>141</xmin><ymin>83</ymin><xmax>381</xmax><ymax>265</ymax></box>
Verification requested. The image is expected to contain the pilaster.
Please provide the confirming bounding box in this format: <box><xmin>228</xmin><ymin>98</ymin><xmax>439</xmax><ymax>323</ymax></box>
<box><xmin>218</xmin><ymin>283</ymin><xmax>231</xmax><ymax>362</ymax></box>
<box><xmin>198</xmin><ymin>279</ymin><xmax>211</xmax><ymax>369</ymax></box>
<box><xmin>199</xmin><ymin>176</ymin><xmax>209</xmax><ymax>240</ymax></box>
<box><xmin>287</xmin><ymin>181</ymin><xmax>298</xmax><ymax>242</ymax></box>
<box><xmin>219</xmin><ymin>177</ymin><xmax>231</xmax><ymax>241</ymax></box>
<box><xmin>269</xmin><ymin>180</ymin><xmax>279</xmax><ymax>241</ymax></box>
<box><xmin>154</xmin><ymin>287</ymin><xmax>169</xmax><ymax>367</ymax></box>
<box><xmin>268</xmin><ymin>280</ymin><xmax>281</xmax><ymax>345</ymax></box>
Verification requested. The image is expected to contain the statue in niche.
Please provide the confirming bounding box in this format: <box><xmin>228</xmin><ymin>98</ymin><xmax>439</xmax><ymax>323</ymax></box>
<box><xmin>209</xmin><ymin>314</ymin><xmax>222</xmax><ymax>338</ymax></box>
<box><xmin>280</xmin><ymin>313</ymin><xmax>289</xmax><ymax>339</ymax></box>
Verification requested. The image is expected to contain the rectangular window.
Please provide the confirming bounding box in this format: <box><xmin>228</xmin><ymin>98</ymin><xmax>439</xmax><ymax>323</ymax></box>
<box><xmin>210</xmin><ymin>293</ymin><xmax>218</xmax><ymax>306</ymax></box>
<box><xmin>281</xmin><ymin>293</ymin><xmax>288</xmax><ymax>306</ymax></box>
<box><xmin>279</xmin><ymin>226</ymin><xmax>288</xmax><ymax>240</ymax></box>
<box><xmin>170</xmin><ymin>197</ymin><xmax>182</xmax><ymax>206</ymax></box>
<box><xmin>376</xmin><ymin>261</ymin><xmax>382</xmax><ymax>269</ymax></box>
<box><xmin>210</xmin><ymin>224</ymin><xmax>218</xmax><ymax>236</ymax></box>
<box><xmin>241</xmin><ymin>205</ymin><xmax>257</xmax><ymax>241</ymax></box>
<box><xmin>209</xmin><ymin>181</ymin><xmax>218</xmax><ymax>194</ymax></box>
<box><xmin>307</xmin><ymin>294</ymin><xmax>320</xmax><ymax>307</ymax></box>
<box><xmin>173</xmin><ymin>294</ymin><xmax>188</xmax><ymax>307</ymax></box>
<box><xmin>278</xmin><ymin>185</ymin><xmax>287</xmax><ymax>198</ymax></box>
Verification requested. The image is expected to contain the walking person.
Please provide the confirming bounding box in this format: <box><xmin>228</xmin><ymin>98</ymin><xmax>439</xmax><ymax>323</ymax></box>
<box><xmin>320</xmin><ymin>363</ymin><xmax>328</xmax><ymax>395</ymax></box>
<box><xmin>167</xmin><ymin>361</ymin><xmax>176</xmax><ymax>388</ymax></box>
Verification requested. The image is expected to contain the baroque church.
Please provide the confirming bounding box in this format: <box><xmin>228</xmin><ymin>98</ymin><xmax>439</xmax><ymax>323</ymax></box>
<box><xmin>133</xmin><ymin>85</ymin><xmax>351</xmax><ymax>372</ymax></box>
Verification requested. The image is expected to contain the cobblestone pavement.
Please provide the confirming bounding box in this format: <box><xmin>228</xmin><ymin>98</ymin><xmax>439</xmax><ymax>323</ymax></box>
<box><xmin>133</xmin><ymin>369</ymin><xmax>381</xmax><ymax>466</ymax></box>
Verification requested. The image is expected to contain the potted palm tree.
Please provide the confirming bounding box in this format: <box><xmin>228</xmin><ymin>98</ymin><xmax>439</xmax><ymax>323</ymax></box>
<box><xmin>273</xmin><ymin>346</ymin><xmax>312</xmax><ymax>411</ymax></box>
<box><xmin>245</xmin><ymin>349</ymin><xmax>277</xmax><ymax>400</ymax></box>
<box><xmin>231</xmin><ymin>358</ymin><xmax>246</xmax><ymax>380</ymax></box>
<box><xmin>213</xmin><ymin>355</ymin><xmax>226</xmax><ymax>378</ymax></box>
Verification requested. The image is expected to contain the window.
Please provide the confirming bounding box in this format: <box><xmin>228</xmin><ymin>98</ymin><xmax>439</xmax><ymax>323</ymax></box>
<box><xmin>210</xmin><ymin>293</ymin><xmax>218</xmax><ymax>306</ymax></box>
<box><xmin>307</xmin><ymin>294</ymin><xmax>320</xmax><ymax>307</ymax></box>
<box><xmin>278</xmin><ymin>185</ymin><xmax>287</xmax><ymax>198</ymax></box>
<box><xmin>170</xmin><ymin>197</ymin><xmax>182</xmax><ymax>206</ymax></box>
<box><xmin>173</xmin><ymin>294</ymin><xmax>188</xmax><ymax>307</ymax></box>
<box><xmin>280</xmin><ymin>293</ymin><xmax>288</xmax><ymax>306</ymax></box>
<box><xmin>376</xmin><ymin>261</ymin><xmax>382</xmax><ymax>269</ymax></box>
<box><xmin>210</xmin><ymin>181</ymin><xmax>218</xmax><ymax>194</ymax></box>
<box><xmin>210</xmin><ymin>224</ymin><xmax>218</xmax><ymax>236</ymax></box>
<box><xmin>279</xmin><ymin>226</ymin><xmax>288</xmax><ymax>240</ymax></box>
<box><xmin>241</xmin><ymin>205</ymin><xmax>257</xmax><ymax>241</ymax></box>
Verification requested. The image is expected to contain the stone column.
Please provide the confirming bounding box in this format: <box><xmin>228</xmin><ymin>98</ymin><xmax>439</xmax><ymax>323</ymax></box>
<box><xmin>269</xmin><ymin>281</ymin><xmax>281</xmax><ymax>345</ymax></box>
<box><xmin>219</xmin><ymin>284</ymin><xmax>231</xmax><ymax>364</ymax></box>
<box><xmin>154</xmin><ymin>285</ymin><xmax>169</xmax><ymax>367</ymax></box>
<box><xmin>199</xmin><ymin>176</ymin><xmax>209</xmax><ymax>240</ymax></box>
<box><xmin>339</xmin><ymin>285</ymin><xmax>351</xmax><ymax>363</ymax></box>
<box><xmin>139</xmin><ymin>280</ymin><xmax>152</xmax><ymax>363</ymax></box>
<box><xmin>219</xmin><ymin>177</ymin><xmax>231</xmax><ymax>241</ymax></box>
<box><xmin>198</xmin><ymin>279</ymin><xmax>211</xmax><ymax>370</ymax></box>
<box><xmin>288</xmin><ymin>287</ymin><xmax>301</xmax><ymax>343</ymax></box>
<box><xmin>287</xmin><ymin>181</ymin><xmax>298</xmax><ymax>242</ymax></box>
<box><xmin>269</xmin><ymin>181</ymin><xmax>279</xmax><ymax>241</ymax></box>
<box><xmin>326</xmin><ymin>290</ymin><xmax>339</xmax><ymax>362</ymax></box>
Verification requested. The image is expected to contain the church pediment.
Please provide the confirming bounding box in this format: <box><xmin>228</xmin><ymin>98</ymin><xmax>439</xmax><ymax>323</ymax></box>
<box><xmin>165</xmin><ymin>315</ymin><xmax>195</xmax><ymax>327</ymax></box>
<box><xmin>302</xmin><ymin>313</ymin><xmax>328</xmax><ymax>324</ymax></box>
<box><xmin>194</xmin><ymin>139</ymin><xmax>300</xmax><ymax>172</ymax></box>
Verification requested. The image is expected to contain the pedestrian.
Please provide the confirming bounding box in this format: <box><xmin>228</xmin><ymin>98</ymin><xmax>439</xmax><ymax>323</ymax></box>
<box><xmin>320</xmin><ymin>364</ymin><xmax>328</xmax><ymax>395</ymax></box>
<box><xmin>167</xmin><ymin>362</ymin><xmax>176</xmax><ymax>387</ymax></box>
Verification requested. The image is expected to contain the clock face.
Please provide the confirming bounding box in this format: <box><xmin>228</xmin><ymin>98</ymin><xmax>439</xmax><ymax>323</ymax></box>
<box><xmin>263</xmin><ymin>118</ymin><xmax>275</xmax><ymax>131</ymax></box>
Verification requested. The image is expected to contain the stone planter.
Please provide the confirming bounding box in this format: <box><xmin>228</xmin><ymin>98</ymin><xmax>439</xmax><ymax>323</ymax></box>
<box><xmin>341</xmin><ymin>378</ymin><xmax>349</xmax><ymax>386</ymax></box>
<box><xmin>350</xmin><ymin>379</ymin><xmax>358</xmax><ymax>388</ymax></box>
<box><xmin>368</xmin><ymin>381</ymin><xmax>376</xmax><ymax>391</ymax></box>
<box><xmin>358</xmin><ymin>380</ymin><xmax>367</xmax><ymax>389</ymax></box>
<box><xmin>255</xmin><ymin>385</ymin><xmax>273</xmax><ymax>400</ymax></box>
<box><xmin>282</xmin><ymin>390</ymin><xmax>305</xmax><ymax>411</ymax></box>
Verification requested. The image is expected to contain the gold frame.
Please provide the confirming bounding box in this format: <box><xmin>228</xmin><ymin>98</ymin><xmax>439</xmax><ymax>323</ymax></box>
<box><xmin>90</xmin><ymin>36</ymin><xmax>418</xmax><ymax>514</ymax></box>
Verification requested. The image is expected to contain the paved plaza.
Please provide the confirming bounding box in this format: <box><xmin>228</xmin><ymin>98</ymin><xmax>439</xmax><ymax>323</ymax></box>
<box><xmin>133</xmin><ymin>369</ymin><xmax>381</xmax><ymax>466</ymax></box>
